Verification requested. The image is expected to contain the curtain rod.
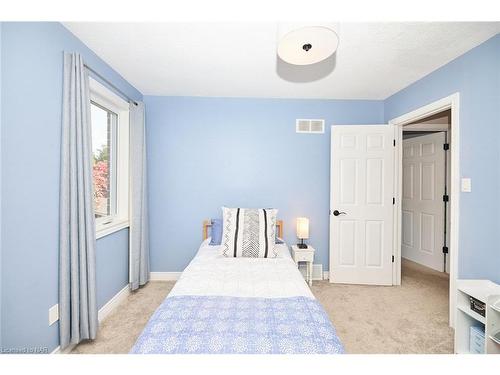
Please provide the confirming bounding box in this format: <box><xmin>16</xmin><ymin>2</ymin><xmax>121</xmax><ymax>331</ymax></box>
<box><xmin>84</xmin><ymin>64</ymin><xmax>138</xmax><ymax>106</ymax></box>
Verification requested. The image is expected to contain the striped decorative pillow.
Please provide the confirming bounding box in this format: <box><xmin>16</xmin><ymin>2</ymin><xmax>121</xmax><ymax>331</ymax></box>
<box><xmin>221</xmin><ymin>207</ymin><xmax>278</xmax><ymax>258</ymax></box>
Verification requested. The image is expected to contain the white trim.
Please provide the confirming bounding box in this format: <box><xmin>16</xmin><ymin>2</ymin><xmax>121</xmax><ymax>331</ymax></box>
<box><xmin>150</xmin><ymin>272</ymin><xmax>182</xmax><ymax>281</ymax></box>
<box><xmin>98</xmin><ymin>285</ymin><xmax>131</xmax><ymax>323</ymax></box>
<box><xmin>96</xmin><ymin>219</ymin><xmax>129</xmax><ymax>239</ymax></box>
<box><xmin>89</xmin><ymin>78</ymin><xmax>129</xmax><ymax>110</ymax></box>
<box><xmin>389</xmin><ymin>92</ymin><xmax>460</xmax><ymax>328</ymax></box>
<box><xmin>51</xmin><ymin>284</ymin><xmax>131</xmax><ymax>354</ymax></box>
<box><xmin>51</xmin><ymin>343</ymin><xmax>76</xmax><ymax>355</ymax></box>
<box><xmin>403</xmin><ymin>122</ymin><xmax>449</xmax><ymax>132</ymax></box>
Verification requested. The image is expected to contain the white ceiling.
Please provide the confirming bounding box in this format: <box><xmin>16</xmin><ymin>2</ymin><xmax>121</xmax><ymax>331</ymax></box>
<box><xmin>63</xmin><ymin>22</ymin><xmax>500</xmax><ymax>100</ymax></box>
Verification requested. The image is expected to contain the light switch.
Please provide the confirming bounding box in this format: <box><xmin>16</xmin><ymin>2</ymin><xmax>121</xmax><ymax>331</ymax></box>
<box><xmin>49</xmin><ymin>304</ymin><xmax>59</xmax><ymax>326</ymax></box>
<box><xmin>461</xmin><ymin>178</ymin><xmax>471</xmax><ymax>192</ymax></box>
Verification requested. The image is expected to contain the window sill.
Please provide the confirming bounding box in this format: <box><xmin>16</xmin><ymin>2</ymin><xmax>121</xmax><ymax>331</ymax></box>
<box><xmin>96</xmin><ymin>219</ymin><xmax>130</xmax><ymax>239</ymax></box>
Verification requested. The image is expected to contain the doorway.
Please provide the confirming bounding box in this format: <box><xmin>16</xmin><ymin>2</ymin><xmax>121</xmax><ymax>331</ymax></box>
<box><xmin>402</xmin><ymin>110</ymin><xmax>450</xmax><ymax>274</ymax></box>
<box><xmin>390</xmin><ymin>93</ymin><xmax>460</xmax><ymax>327</ymax></box>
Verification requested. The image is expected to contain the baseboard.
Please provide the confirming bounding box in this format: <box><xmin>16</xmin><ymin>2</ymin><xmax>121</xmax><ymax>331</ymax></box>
<box><xmin>51</xmin><ymin>343</ymin><xmax>75</xmax><ymax>354</ymax></box>
<box><xmin>51</xmin><ymin>284</ymin><xmax>130</xmax><ymax>354</ymax></box>
<box><xmin>150</xmin><ymin>272</ymin><xmax>182</xmax><ymax>281</ymax></box>
<box><xmin>98</xmin><ymin>284</ymin><xmax>130</xmax><ymax>323</ymax></box>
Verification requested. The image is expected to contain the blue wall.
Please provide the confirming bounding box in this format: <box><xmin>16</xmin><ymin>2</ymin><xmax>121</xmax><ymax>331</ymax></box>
<box><xmin>95</xmin><ymin>229</ymin><xmax>130</xmax><ymax>309</ymax></box>
<box><xmin>145</xmin><ymin>96</ymin><xmax>384</xmax><ymax>272</ymax></box>
<box><xmin>0</xmin><ymin>23</ymin><xmax>142</xmax><ymax>352</ymax></box>
<box><xmin>385</xmin><ymin>34</ymin><xmax>500</xmax><ymax>284</ymax></box>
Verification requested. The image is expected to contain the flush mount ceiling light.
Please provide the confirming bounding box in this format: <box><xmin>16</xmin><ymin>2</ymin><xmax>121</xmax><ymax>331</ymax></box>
<box><xmin>277</xmin><ymin>24</ymin><xmax>339</xmax><ymax>65</ymax></box>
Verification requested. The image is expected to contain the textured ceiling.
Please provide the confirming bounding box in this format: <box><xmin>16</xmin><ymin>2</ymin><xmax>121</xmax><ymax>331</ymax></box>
<box><xmin>63</xmin><ymin>22</ymin><xmax>500</xmax><ymax>99</ymax></box>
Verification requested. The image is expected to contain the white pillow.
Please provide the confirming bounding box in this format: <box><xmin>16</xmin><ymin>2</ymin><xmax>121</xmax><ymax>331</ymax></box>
<box><xmin>221</xmin><ymin>207</ymin><xmax>278</xmax><ymax>258</ymax></box>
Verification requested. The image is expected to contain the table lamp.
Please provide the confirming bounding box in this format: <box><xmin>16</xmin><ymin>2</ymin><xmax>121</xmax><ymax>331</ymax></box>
<box><xmin>296</xmin><ymin>217</ymin><xmax>309</xmax><ymax>249</ymax></box>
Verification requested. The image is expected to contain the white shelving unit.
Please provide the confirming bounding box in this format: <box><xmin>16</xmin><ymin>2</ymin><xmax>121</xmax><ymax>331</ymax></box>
<box><xmin>455</xmin><ymin>279</ymin><xmax>500</xmax><ymax>354</ymax></box>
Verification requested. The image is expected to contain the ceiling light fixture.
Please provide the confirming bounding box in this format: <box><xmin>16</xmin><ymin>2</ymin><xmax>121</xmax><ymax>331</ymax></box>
<box><xmin>277</xmin><ymin>23</ymin><xmax>339</xmax><ymax>66</ymax></box>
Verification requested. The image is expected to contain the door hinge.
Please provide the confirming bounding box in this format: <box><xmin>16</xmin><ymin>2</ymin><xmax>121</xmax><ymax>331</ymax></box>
<box><xmin>442</xmin><ymin>246</ymin><xmax>449</xmax><ymax>254</ymax></box>
<box><xmin>392</xmin><ymin>197</ymin><xmax>395</xmax><ymax>205</ymax></box>
<box><xmin>443</xmin><ymin>194</ymin><xmax>449</xmax><ymax>202</ymax></box>
<box><xmin>393</xmin><ymin>139</ymin><xmax>396</xmax><ymax>147</ymax></box>
<box><xmin>392</xmin><ymin>255</ymin><xmax>395</xmax><ymax>263</ymax></box>
<box><xmin>443</xmin><ymin>143</ymin><xmax>450</xmax><ymax>150</ymax></box>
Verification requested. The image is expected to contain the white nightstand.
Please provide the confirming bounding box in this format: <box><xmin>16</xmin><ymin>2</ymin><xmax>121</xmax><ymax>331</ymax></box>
<box><xmin>291</xmin><ymin>245</ymin><xmax>315</xmax><ymax>286</ymax></box>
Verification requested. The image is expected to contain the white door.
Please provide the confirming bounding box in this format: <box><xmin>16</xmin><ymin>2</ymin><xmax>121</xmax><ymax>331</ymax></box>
<box><xmin>402</xmin><ymin>132</ymin><xmax>447</xmax><ymax>272</ymax></box>
<box><xmin>330</xmin><ymin>125</ymin><xmax>395</xmax><ymax>285</ymax></box>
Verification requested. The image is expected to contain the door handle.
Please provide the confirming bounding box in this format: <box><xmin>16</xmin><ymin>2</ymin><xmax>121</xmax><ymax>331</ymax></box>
<box><xmin>333</xmin><ymin>210</ymin><xmax>347</xmax><ymax>216</ymax></box>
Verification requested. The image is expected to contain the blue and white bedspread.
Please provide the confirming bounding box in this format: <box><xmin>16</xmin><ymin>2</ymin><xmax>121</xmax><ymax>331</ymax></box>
<box><xmin>130</xmin><ymin>295</ymin><xmax>344</xmax><ymax>354</ymax></box>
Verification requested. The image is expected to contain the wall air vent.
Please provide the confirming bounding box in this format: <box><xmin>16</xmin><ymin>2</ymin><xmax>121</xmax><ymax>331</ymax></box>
<box><xmin>296</xmin><ymin>119</ymin><xmax>325</xmax><ymax>134</ymax></box>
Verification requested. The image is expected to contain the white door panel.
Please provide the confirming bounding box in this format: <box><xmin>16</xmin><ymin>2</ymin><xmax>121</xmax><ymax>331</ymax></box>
<box><xmin>330</xmin><ymin>125</ymin><xmax>395</xmax><ymax>285</ymax></box>
<box><xmin>402</xmin><ymin>132</ymin><xmax>446</xmax><ymax>272</ymax></box>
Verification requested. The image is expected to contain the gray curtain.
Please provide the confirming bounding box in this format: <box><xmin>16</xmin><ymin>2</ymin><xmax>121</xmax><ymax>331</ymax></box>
<box><xmin>59</xmin><ymin>52</ymin><xmax>98</xmax><ymax>349</ymax></box>
<box><xmin>129</xmin><ymin>102</ymin><xmax>150</xmax><ymax>290</ymax></box>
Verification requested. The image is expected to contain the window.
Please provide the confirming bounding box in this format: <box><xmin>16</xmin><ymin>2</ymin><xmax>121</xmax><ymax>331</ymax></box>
<box><xmin>89</xmin><ymin>78</ymin><xmax>130</xmax><ymax>238</ymax></box>
<box><xmin>91</xmin><ymin>102</ymin><xmax>117</xmax><ymax>220</ymax></box>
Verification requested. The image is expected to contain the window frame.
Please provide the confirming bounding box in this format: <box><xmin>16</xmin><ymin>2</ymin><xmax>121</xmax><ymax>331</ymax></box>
<box><xmin>90</xmin><ymin>100</ymin><xmax>118</xmax><ymax>223</ymax></box>
<box><xmin>89</xmin><ymin>78</ymin><xmax>130</xmax><ymax>239</ymax></box>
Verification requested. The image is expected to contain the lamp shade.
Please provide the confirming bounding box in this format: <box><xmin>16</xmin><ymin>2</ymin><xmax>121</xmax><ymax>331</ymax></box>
<box><xmin>296</xmin><ymin>217</ymin><xmax>310</xmax><ymax>239</ymax></box>
<box><xmin>277</xmin><ymin>23</ymin><xmax>339</xmax><ymax>66</ymax></box>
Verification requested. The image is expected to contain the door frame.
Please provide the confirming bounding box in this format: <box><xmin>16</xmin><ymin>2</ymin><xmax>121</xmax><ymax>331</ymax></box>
<box><xmin>389</xmin><ymin>93</ymin><xmax>460</xmax><ymax>327</ymax></box>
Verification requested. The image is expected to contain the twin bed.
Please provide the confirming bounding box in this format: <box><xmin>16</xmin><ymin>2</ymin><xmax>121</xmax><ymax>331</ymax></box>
<box><xmin>131</xmin><ymin>220</ymin><xmax>344</xmax><ymax>354</ymax></box>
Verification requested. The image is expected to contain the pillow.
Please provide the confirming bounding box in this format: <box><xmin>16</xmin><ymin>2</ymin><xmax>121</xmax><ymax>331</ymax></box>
<box><xmin>209</xmin><ymin>219</ymin><xmax>223</xmax><ymax>246</ymax></box>
<box><xmin>221</xmin><ymin>207</ymin><xmax>278</xmax><ymax>258</ymax></box>
<box><xmin>209</xmin><ymin>218</ymin><xmax>283</xmax><ymax>245</ymax></box>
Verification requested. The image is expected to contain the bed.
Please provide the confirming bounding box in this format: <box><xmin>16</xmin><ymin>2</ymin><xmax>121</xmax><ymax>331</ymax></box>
<box><xmin>130</xmin><ymin>220</ymin><xmax>344</xmax><ymax>354</ymax></box>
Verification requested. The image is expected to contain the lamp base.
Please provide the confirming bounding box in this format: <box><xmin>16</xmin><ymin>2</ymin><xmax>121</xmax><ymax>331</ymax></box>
<box><xmin>296</xmin><ymin>239</ymin><xmax>308</xmax><ymax>249</ymax></box>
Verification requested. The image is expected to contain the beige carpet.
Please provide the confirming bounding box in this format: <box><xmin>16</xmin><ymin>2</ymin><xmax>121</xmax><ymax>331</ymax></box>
<box><xmin>72</xmin><ymin>259</ymin><xmax>453</xmax><ymax>354</ymax></box>
<box><xmin>313</xmin><ymin>259</ymin><xmax>453</xmax><ymax>353</ymax></box>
